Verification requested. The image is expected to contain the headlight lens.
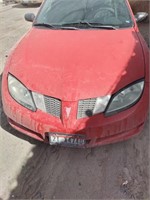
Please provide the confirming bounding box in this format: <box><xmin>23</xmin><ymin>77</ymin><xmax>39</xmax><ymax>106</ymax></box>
<box><xmin>106</xmin><ymin>80</ymin><xmax>144</xmax><ymax>115</ymax></box>
<box><xmin>8</xmin><ymin>74</ymin><xmax>36</xmax><ymax>111</ymax></box>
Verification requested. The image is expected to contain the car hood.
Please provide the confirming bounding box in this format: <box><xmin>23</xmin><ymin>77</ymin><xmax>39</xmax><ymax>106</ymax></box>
<box><xmin>9</xmin><ymin>27</ymin><xmax>144</xmax><ymax>101</ymax></box>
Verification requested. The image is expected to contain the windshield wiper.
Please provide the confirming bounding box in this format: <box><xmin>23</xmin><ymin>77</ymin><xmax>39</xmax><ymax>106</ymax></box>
<box><xmin>58</xmin><ymin>26</ymin><xmax>79</xmax><ymax>30</ymax></box>
<box><xmin>34</xmin><ymin>23</ymin><xmax>78</xmax><ymax>30</ymax></box>
<box><xmin>79</xmin><ymin>21</ymin><xmax>118</xmax><ymax>30</ymax></box>
<box><xmin>34</xmin><ymin>22</ymin><xmax>117</xmax><ymax>30</ymax></box>
<box><xmin>34</xmin><ymin>23</ymin><xmax>58</xmax><ymax>29</ymax></box>
<box><xmin>60</xmin><ymin>22</ymin><xmax>118</xmax><ymax>30</ymax></box>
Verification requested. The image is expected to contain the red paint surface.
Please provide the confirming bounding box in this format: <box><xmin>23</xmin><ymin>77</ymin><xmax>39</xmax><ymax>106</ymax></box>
<box><xmin>8</xmin><ymin>28</ymin><xmax>145</xmax><ymax>100</ymax></box>
<box><xmin>2</xmin><ymin>1</ymin><xmax>149</xmax><ymax>147</ymax></box>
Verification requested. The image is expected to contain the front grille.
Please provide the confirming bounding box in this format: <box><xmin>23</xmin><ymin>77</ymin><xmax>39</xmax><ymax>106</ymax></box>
<box><xmin>44</xmin><ymin>96</ymin><xmax>61</xmax><ymax>118</ymax></box>
<box><xmin>77</xmin><ymin>98</ymin><xmax>97</xmax><ymax>119</ymax></box>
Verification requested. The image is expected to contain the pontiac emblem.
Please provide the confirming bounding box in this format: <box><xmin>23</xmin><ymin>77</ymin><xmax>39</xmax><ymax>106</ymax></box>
<box><xmin>66</xmin><ymin>107</ymin><xmax>71</xmax><ymax>118</ymax></box>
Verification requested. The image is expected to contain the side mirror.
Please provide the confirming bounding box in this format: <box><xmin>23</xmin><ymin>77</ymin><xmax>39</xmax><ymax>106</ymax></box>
<box><xmin>135</xmin><ymin>12</ymin><xmax>148</xmax><ymax>22</ymax></box>
<box><xmin>24</xmin><ymin>13</ymin><xmax>35</xmax><ymax>22</ymax></box>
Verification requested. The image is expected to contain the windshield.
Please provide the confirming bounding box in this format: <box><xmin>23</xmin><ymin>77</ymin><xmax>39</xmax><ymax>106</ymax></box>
<box><xmin>35</xmin><ymin>0</ymin><xmax>133</xmax><ymax>29</ymax></box>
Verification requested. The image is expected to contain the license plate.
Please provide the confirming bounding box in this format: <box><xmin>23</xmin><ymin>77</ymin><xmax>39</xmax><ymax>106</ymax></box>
<box><xmin>49</xmin><ymin>133</ymin><xmax>86</xmax><ymax>147</ymax></box>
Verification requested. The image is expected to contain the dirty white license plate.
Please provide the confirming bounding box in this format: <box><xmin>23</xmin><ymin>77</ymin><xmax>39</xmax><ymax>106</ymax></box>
<box><xmin>49</xmin><ymin>133</ymin><xmax>86</xmax><ymax>147</ymax></box>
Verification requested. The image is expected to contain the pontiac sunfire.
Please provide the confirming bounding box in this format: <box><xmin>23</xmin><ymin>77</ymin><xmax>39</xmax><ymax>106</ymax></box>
<box><xmin>2</xmin><ymin>0</ymin><xmax>149</xmax><ymax>147</ymax></box>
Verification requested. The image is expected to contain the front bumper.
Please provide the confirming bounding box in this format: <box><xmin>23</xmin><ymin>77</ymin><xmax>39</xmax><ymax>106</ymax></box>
<box><xmin>2</xmin><ymin>76</ymin><xmax>149</xmax><ymax>147</ymax></box>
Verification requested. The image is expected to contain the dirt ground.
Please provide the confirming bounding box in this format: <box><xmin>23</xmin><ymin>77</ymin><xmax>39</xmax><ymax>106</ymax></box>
<box><xmin>0</xmin><ymin>2</ymin><xmax>149</xmax><ymax>200</ymax></box>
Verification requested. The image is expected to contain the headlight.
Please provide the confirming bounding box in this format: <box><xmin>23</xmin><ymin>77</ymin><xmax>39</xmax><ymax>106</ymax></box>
<box><xmin>106</xmin><ymin>80</ymin><xmax>144</xmax><ymax>115</ymax></box>
<box><xmin>8</xmin><ymin>74</ymin><xmax>36</xmax><ymax>111</ymax></box>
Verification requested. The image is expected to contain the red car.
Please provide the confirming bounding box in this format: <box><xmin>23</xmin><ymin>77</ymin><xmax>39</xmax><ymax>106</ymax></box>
<box><xmin>2</xmin><ymin>0</ymin><xmax>149</xmax><ymax>148</ymax></box>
